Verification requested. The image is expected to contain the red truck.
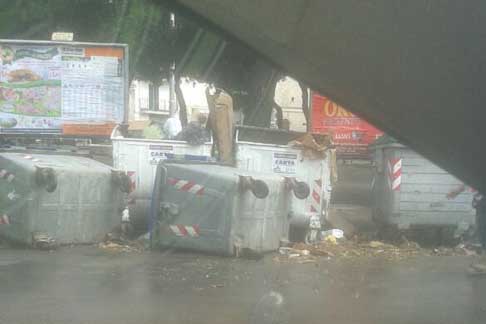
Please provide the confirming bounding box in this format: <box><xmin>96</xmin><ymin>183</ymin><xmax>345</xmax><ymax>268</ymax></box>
<box><xmin>311</xmin><ymin>93</ymin><xmax>383</xmax><ymax>159</ymax></box>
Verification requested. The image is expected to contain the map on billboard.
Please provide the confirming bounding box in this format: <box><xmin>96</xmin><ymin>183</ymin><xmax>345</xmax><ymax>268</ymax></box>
<box><xmin>0</xmin><ymin>42</ymin><xmax>125</xmax><ymax>132</ymax></box>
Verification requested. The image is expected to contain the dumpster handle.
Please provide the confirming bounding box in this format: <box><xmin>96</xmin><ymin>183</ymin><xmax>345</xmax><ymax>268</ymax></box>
<box><xmin>285</xmin><ymin>177</ymin><xmax>310</xmax><ymax>200</ymax></box>
<box><xmin>239</xmin><ymin>175</ymin><xmax>269</xmax><ymax>199</ymax></box>
<box><xmin>34</xmin><ymin>166</ymin><xmax>57</xmax><ymax>193</ymax></box>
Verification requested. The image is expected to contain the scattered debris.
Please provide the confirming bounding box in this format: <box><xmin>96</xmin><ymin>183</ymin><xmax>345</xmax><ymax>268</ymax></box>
<box><xmin>300</xmin><ymin>249</ymin><xmax>310</xmax><ymax>256</ymax></box>
<box><xmin>278</xmin><ymin>247</ymin><xmax>293</xmax><ymax>255</ymax></box>
<box><xmin>174</xmin><ymin>119</ymin><xmax>210</xmax><ymax>145</ymax></box>
<box><xmin>322</xmin><ymin>229</ymin><xmax>344</xmax><ymax>239</ymax></box>
<box><xmin>454</xmin><ymin>243</ymin><xmax>476</xmax><ymax>256</ymax></box>
<box><xmin>399</xmin><ymin>235</ymin><xmax>421</xmax><ymax>250</ymax></box>
<box><xmin>32</xmin><ymin>232</ymin><xmax>57</xmax><ymax>250</ymax></box>
<box><xmin>430</xmin><ymin>245</ymin><xmax>477</xmax><ymax>256</ymax></box>
<box><xmin>98</xmin><ymin>240</ymin><xmax>143</xmax><ymax>253</ymax></box>
<box><xmin>288</xmin><ymin>133</ymin><xmax>329</xmax><ymax>160</ymax></box>
<box><xmin>275</xmin><ymin>237</ymin><xmax>477</xmax><ymax>263</ymax></box>
<box><xmin>470</xmin><ymin>262</ymin><xmax>486</xmax><ymax>274</ymax></box>
<box><xmin>324</xmin><ymin>235</ymin><xmax>338</xmax><ymax>245</ymax></box>
<box><xmin>275</xmin><ymin>246</ymin><xmax>317</xmax><ymax>263</ymax></box>
<box><xmin>368</xmin><ymin>240</ymin><xmax>385</xmax><ymax>248</ymax></box>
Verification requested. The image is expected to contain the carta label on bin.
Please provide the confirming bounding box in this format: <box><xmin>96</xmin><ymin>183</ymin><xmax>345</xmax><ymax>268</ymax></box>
<box><xmin>272</xmin><ymin>153</ymin><xmax>297</xmax><ymax>174</ymax></box>
<box><xmin>148</xmin><ymin>145</ymin><xmax>173</xmax><ymax>165</ymax></box>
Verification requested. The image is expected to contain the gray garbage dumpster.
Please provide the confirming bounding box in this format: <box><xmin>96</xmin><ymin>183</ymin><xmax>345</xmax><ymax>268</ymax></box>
<box><xmin>371</xmin><ymin>135</ymin><xmax>475</xmax><ymax>234</ymax></box>
<box><xmin>235</xmin><ymin>127</ymin><xmax>333</xmax><ymax>224</ymax></box>
<box><xmin>150</xmin><ymin>162</ymin><xmax>302</xmax><ymax>256</ymax></box>
<box><xmin>234</xmin><ymin>126</ymin><xmax>336</xmax><ymax>243</ymax></box>
<box><xmin>0</xmin><ymin>152</ymin><xmax>126</xmax><ymax>245</ymax></box>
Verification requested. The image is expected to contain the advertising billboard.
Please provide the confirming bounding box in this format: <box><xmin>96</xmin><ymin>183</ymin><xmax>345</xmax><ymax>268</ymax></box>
<box><xmin>311</xmin><ymin>93</ymin><xmax>383</xmax><ymax>158</ymax></box>
<box><xmin>0</xmin><ymin>40</ymin><xmax>128</xmax><ymax>134</ymax></box>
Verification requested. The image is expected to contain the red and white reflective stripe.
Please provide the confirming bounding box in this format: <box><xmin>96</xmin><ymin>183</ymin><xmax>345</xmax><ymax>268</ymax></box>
<box><xmin>0</xmin><ymin>169</ymin><xmax>15</xmax><ymax>182</ymax></box>
<box><xmin>0</xmin><ymin>214</ymin><xmax>10</xmax><ymax>225</ymax></box>
<box><xmin>169</xmin><ymin>224</ymin><xmax>200</xmax><ymax>237</ymax></box>
<box><xmin>310</xmin><ymin>179</ymin><xmax>322</xmax><ymax>213</ymax></box>
<box><xmin>167</xmin><ymin>177</ymin><xmax>205</xmax><ymax>195</ymax></box>
<box><xmin>127</xmin><ymin>171</ymin><xmax>136</xmax><ymax>192</ymax></box>
<box><xmin>387</xmin><ymin>158</ymin><xmax>402</xmax><ymax>191</ymax></box>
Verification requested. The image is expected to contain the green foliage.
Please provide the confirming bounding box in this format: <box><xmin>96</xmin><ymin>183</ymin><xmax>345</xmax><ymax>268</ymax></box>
<box><xmin>0</xmin><ymin>0</ymin><xmax>279</xmax><ymax>125</ymax></box>
<box><xmin>0</xmin><ymin>0</ymin><xmax>197</xmax><ymax>83</ymax></box>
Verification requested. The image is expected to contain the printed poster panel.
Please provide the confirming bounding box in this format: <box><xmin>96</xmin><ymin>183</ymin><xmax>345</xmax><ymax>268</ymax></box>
<box><xmin>0</xmin><ymin>42</ymin><xmax>125</xmax><ymax>132</ymax></box>
<box><xmin>272</xmin><ymin>152</ymin><xmax>297</xmax><ymax>174</ymax></box>
<box><xmin>311</xmin><ymin>93</ymin><xmax>383</xmax><ymax>158</ymax></box>
<box><xmin>0</xmin><ymin>45</ymin><xmax>62</xmax><ymax>129</ymax></box>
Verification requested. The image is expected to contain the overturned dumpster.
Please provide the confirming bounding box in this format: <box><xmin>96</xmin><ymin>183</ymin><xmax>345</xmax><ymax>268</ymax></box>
<box><xmin>150</xmin><ymin>162</ymin><xmax>307</xmax><ymax>256</ymax></box>
<box><xmin>0</xmin><ymin>152</ymin><xmax>126</xmax><ymax>245</ymax></box>
<box><xmin>371</xmin><ymin>135</ymin><xmax>475</xmax><ymax>234</ymax></box>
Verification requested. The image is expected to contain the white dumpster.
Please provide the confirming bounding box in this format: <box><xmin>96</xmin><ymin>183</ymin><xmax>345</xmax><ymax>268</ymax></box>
<box><xmin>235</xmin><ymin>127</ymin><xmax>333</xmax><ymax>233</ymax></box>
<box><xmin>111</xmin><ymin>126</ymin><xmax>214</xmax><ymax>221</ymax></box>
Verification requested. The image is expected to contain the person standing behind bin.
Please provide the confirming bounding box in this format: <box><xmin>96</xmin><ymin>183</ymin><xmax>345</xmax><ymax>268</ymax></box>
<box><xmin>448</xmin><ymin>184</ymin><xmax>486</xmax><ymax>272</ymax></box>
<box><xmin>163</xmin><ymin>113</ymin><xmax>182</xmax><ymax>139</ymax></box>
<box><xmin>206</xmin><ymin>86</ymin><xmax>234</xmax><ymax>164</ymax></box>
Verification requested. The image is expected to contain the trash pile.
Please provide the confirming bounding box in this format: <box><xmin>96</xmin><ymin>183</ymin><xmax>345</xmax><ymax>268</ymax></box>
<box><xmin>32</xmin><ymin>232</ymin><xmax>57</xmax><ymax>250</ymax></box>
<box><xmin>98</xmin><ymin>240</ymin><xmax>144</xmax><ymax>253</ymax></box>
<box><xmin>275</xmin><ymin>240</ymin><xmax>420</xmax><ymax>262</ymax></box>
<box><xmin>430</xmin><ymin>244</ymin><xmax>477</xmax><ymax>257</ymax></box>
<box><xmin>275</xmin><ymin>246</ymin><xmax>317</xmax><ymax>264</ymax></box>
<box><xmin>274</xmin><ymin>230</ymin><xmax>477</xmax><ymax>263</ymax></box>
<box><xmin>98</xmin><ymin>219</ymin><xmax>147</xmax><ymax>253</ymax></box>
<box><xmin>174</xmin><ymin>121</ymin><xmax>210</xmax><ymax>145</ymax></box>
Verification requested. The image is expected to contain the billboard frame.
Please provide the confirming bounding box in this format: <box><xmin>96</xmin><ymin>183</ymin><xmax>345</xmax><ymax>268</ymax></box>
<box><xmin>0</xmin><ymin>39</ymin><xmax>129</xmax><ymax>135</ymax></box>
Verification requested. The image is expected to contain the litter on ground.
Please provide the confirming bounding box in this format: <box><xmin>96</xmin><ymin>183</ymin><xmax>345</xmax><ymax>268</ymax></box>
<box><xmin>274</xmin><ymin>236</ymin><xmax>478</xmax><ymax>263</ymax></box>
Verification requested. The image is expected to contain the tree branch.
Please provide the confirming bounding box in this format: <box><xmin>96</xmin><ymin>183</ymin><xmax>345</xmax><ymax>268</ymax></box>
<box><xmin>175</xmin><ymin>76</ymin><xmax>188</xmax><ymax>126</ymax></box>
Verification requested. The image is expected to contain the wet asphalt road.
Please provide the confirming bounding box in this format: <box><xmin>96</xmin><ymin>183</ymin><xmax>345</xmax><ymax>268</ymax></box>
<box><xmin>0</xmin><ymin>246</ymin><xmax>485</xmax><ymax>324</ymax></box>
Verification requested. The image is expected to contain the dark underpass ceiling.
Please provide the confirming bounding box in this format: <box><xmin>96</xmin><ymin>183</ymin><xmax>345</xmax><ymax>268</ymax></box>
<box><xmin>171</xmin><ymin>0</ymin><xmax>486</xmax><ymax>192</ymax></box>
